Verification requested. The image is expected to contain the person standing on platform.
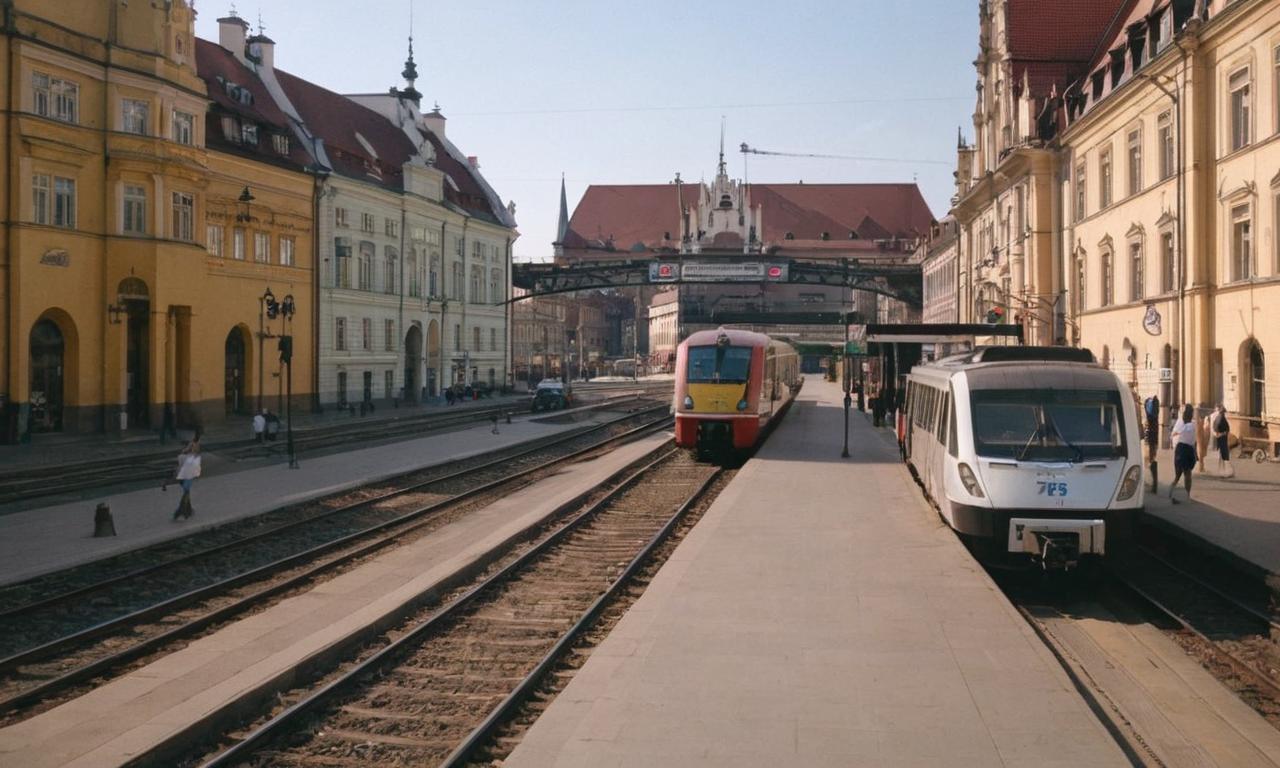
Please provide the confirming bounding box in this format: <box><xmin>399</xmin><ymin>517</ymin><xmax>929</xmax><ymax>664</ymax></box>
<box><xmin>172</xmin><ymin>431</ymin><xmax>202</xmax><ymax>520</ymax></box>
<box><xmin>253</xmin><ymin>410</ymin><xmax>266</xmax><ymax>443</ymax></box>
<box><xmin>1144</xmin><ymin>394</ymin><xmax>1159</xmax><ymax>492</ymax></box>
<box><xmin>1211</xmin><ymin>404</ymin><xmax>1234</xmax><ymax>477</ymax></box>
<box><xmin>1170</xmin><ymin>405</ymin><xmax>1197</xmax><ymax>504</ymax></box>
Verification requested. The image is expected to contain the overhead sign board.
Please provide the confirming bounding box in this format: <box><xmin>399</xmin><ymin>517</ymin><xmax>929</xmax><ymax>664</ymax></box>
<box><xmin>647</xmin><ymin>262</ymin><xmax>789</xmax><ymax>283</ymax></box>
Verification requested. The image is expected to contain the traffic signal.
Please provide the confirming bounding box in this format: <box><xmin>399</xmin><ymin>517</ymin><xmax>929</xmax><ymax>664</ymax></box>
<box><xmin>265</xmin><ymin>296</ymin><xmax>279</xmax><ymax>319</ymax></box>
<box><xmin>985</xmin><ymin>306</ymin><xmax>1004</xmax><ymax>324</ymax></box>
<box><xmin>278</xmin><ymin>335</ymin><xmax>293</xmax><ymax>363</ymax></box>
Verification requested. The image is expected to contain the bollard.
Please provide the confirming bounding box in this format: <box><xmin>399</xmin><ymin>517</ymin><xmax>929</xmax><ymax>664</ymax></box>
<box><xmin>93</xmin><ymin>502</ymin><xmax>117</xmax><ymax>538</ymax></box>
<box><xmin>506</xmin><ymin>411</ymin><xmax>512</xmax><ymax>424</ymax></box>
<box><xmin>491</xmin><ymin>414</ymin><xmax>500</xmax><ymax>435</ymax></box>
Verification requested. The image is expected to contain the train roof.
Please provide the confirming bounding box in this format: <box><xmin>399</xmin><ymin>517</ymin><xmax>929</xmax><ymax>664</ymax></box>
<box><xmin>681</xmin><ymin>327</ymin><xmax>772</xmax><ymax>348</ymax></box>
<box><xmin>909</xmin><ymin>346</ymin><xmax>1120</xmax><ymax>391</ymax></box>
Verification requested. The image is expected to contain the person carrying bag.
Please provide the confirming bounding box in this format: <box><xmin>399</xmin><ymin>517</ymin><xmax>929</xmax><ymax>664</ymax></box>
<box><xmin>1211</xmin><ymin>404</ymin><xmax>1234</xmax><ymax>478</ymax></box>
<box><xmin>171</xmin><ymin>431</ymin><xmax>203</xmax><ymax>520</ymax></box>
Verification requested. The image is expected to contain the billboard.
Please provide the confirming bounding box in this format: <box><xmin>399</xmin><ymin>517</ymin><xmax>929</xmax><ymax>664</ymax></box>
<box><xmin>647</xmin><ymin>262</ymin><xmax>789</xmax><ymax>283</ymax></box>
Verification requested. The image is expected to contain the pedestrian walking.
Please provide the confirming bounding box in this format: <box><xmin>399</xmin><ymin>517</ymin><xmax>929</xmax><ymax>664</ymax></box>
<box><xmin>1211</xmin><ymin>403</ymin><xmax>1234</xmax><ymax>477</ymax></box>
<box><xmin>172</xmin><ymin>431</ymin><xmax>202</xmax><ymax>520</ymax></box>
<box><xmin>1143</xmin><ymin>394</ymin><xmax>1159</xmax><ymax>491</ymax></box>
<box><xmin>253</xmin><ymin>410</ymin><xmax>266</xmax><ymax>443</ymax></box>
<box><xmin>1170</xmin><ymin>405</ymin><xmax>1197</xmax><ymax>504</ymax></box>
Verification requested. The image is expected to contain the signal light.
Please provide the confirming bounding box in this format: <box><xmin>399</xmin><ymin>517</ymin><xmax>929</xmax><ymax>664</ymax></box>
<box><xmin>767</xmin><ymin>265</ymin><xmax>783</xmax><ymax>279</ymax></box>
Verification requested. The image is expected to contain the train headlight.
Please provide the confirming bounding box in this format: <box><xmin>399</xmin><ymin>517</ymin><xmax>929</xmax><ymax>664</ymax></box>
<box><xmin>736</xmin><ymin>398</ymin><xmax>748</xmax><ymax>411</ymax></box>
<box><xmin>1115</xmin><ymin>465</ymin><xmax>1142</xmax><ymax>501</ymax></box>
<box><xmin>683</xmin><ymin>395</ymin><xmax>694</xmax><ymax>409</ymax></box>
<box><xmin>957</xmin><ymin>462</ymin><xmax>985</xmax><ymax>498</ymax></box>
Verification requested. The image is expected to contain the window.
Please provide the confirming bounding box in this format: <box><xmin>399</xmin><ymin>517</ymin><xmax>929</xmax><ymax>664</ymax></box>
<box><xmin>335</xmin><ymin>238</ymin><xmax>352</xmax><ymax>287</ymax></box>
<box><xmin>32</xmin><ymin>174</ymin><xmax>49</xmax><ymax>225</ymax></box>
<box><xmin>385</xmin><ymin>370</ymin><xmax>395</xmax><ymax>400</ymax></box>
<box><xmin>171</xmin><ymin>192</ymin><xmax>193</xmax><ymax>241</ymax></box>
<box><xmin>357</xmin><ymin>243</ymin><xmax>373</xmax><ymax>290</ymax></box>
<box><xmin>1099</xmin><ymin>147</ymin><xmax>1112</xmax><ymax>209</ymax></box>
<box><xmin>1074</xmin><ymin>162</ymin><xmax>1086</xmax><ymax>222</ymax></box>
<box><xmin>241</xmin><ymin>122</ymin><xmax>258</xmax><ymax>146</ymax></box>
<box><xmin>280</xmin><ymin>236</ymin><xmax>295</xmax><ymax>266</ymax></box>
<box><xmin>452</xmin><ymin>262</ymin><xmax>464</xmax><ymax>300</ymax></box>
<box><xmin>1229</xmin><ymin>68</ymin><xmax>1251</xmax><ymax>152</ymax></box>
<box><xmin>454</xmin><ymin>323</ymin><xmax>461</xmax><ymax>351</ymax></box>
<box><xmin>207</xmin><ymin>225</ymin><xmax>224</xmax><ymax>257</ymax></box>
<box><xmin>123</xmin><ymin>185</ymin><xmax>146</xmax><ymax>234</ymax></box>
<box><xmin>53</xmin><ymin>176</ymin><xmax>75</xmax><ymax>228</ymax></box>
<box><xmin>335</xmin><ymin>317</ymin><xmax>347</xmax><ymax>351</ymax></box>
<box><xmin>1158</xmin><ymin>112</ymin><xmax>1174</xmax><ymax>180</ymax></box>
<box><xmin>970</xmin><ymin>389</ymin><xmax>1126</xmax><ymax>460</ymax></box>
<box><xmin>362</xmin><ymin>317</ymin><xmax>372</xmax><ymax>350</ymax></box>
<box><xmin>233</xmin><ymin>227</ymin><xmax>246</xmax><ymax>260</ymax></box>
<box><xmin>33</xmin><ymin>72</ymin><xmax>78</xmax><ymax>123</ymax></box>
<box><xmin>1275</xmin><ymin>46</ymin><xmax>1280</xmax><ymax>135</ymax></box>
<box><xmin>173</xmin><ymin>110</ymin><xmax>194</xmax><ymax>145</ymax></box>
<box><xmin>1231</xmin><ymin>203</ymin><xmax>1252</xmax><ymax>281</ymax></box>
<box><xmin>490</xmin><ymin>268</ymin><xmax>501</xmax><ymax>302</ymax></box>
<box><xmin>122</xmin><ymin>99</ymin><xmax>149</xmax><ymax>135</ymax></box>
<box><xmin>385</xmin><ymin>319</ymin><xmax>395</xmax><ymax>351</ymax></box>
<box><xmin>335</xmin><ymin>207</ymin><xmax>349</xmax><ymax>228</ymax></box>
<box><xmin>1101</xmin><ymin>249</ymin><xmax>1114</xmax><ymax>307</ymax></box>
<box><xmin>1127</xmin><ymin>129</ymin><xmax>1142</xmax><ymax>196</ymax></box>
<box><xmin>254</xmin><ymin>231</ymin><xmax>270</xmax><ymax>263</ymax></box>
<box><xmin>385</xmin><ymin>218</ymin><xmax>398</xmax><ymax>238</ymax></box>
<box><xmin>1160</xmin><ymin>231</ymin><xmax>1175</xmax><ymax>293</ymax></box>
<box><xmin>490</xmin><ymin>327</ymin><xmax>498</xmax><ymax>352</ymax></box>
<box><xmin>429</xmin><ymin>255</ymin><xmax>439</xmax><ymax>297</ymax></box>
<box><xmin>1129</xmin><ymin>241</ymin><xmax>1144</xmax><ymax>301</ymax></box>
<box><xmin>407</xmin><ymin>254</ymin><xmax>421</xmax><ymax>297</ymax></box>
<box><xmin>474</xmin><ymin>326</ymin><xmax>482</xmax><ymax>352</ymax></box>
<box><xmin>383</xmin><ymin>248</ymin><xmax>397</xmax><ymax>294</ymax></box>
<box><xmin>271</xmin><ymin>133</ymin><xmax>289</xmax><ymax>155</ymax></box>
<box><xmin>361</xmin><ymin>212</ymin><xmax>375</xmax><ymax>233</ymax></box>
<box><xmin>470</xmin><ymin>265</ymin><xmax>484</xmax><ymax>303</ymax></box>
<box><xmin>337</xmin><ymin>372</ymin><xmax>348</xmax><ymax>406</ymax></box>
<box><xmin>1074</xmin><ymin>253</ymin><xmax>1087</xmax><ymax>314</ymax></box>
<box><xmin>221</xmin><ymin>116</ymin><xmax>238</xmax><ymax>142</ymax></box>
<box><xmin>1157</xmin><ymin>9</ymin><xmax>1172</xmax><ymax>52</ymax></box>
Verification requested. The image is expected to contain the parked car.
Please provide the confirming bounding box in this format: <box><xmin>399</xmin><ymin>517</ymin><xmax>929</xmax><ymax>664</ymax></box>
<box><xmin>531</xmin><ymin>383</ymin><xmax>570</xmax><ymax>412</ymax></box>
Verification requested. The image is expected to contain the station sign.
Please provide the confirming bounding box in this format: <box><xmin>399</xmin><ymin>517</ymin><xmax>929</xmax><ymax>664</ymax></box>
<box><xmin>648</xmin><ymin>262</ymin><xmax>789</xmax><ymax>283</ymax></box>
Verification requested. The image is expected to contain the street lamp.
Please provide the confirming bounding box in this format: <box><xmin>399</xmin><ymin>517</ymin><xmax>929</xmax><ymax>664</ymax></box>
<box><xmin>278</xmin><ymin>293</ymin><xmax>297</xmax><ymax>469</ymax></box>
<box><xmin>236</xmin><ymin>186</ymin><xmax>255</xmax><ymax>223</ymax></box>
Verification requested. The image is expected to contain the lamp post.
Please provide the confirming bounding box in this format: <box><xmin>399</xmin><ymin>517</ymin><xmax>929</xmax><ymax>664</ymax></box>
<box><xmin>280</xmin><ymin>293</ymin><xmax>297</xmax><ymax>469</ymax></box>
<box><xmin>258</xmin><ymin>287</ymin><xmax>276</xmax><ymax>414</ymax></box>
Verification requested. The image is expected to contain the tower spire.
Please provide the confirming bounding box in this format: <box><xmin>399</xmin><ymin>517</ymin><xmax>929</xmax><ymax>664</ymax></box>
<box><xmin>399</xmin><ymin>1</ymin><xmax>421</xmax><ymax>103</ymax></box>
<box><xmin>556</xmin><ymin>173</ymin><xmax>570</xmax><ymax>243</ymax></box>
<box><xmin>717</xmin><ymin>116</ymin><xmax>727</xmax><ymax>179</ymax></box>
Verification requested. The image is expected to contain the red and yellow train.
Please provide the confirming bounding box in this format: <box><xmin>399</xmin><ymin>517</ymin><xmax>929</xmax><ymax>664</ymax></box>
<box><xmin>673</xmin><ymin>328</ymin><xmax>801</xmax><ymax>456</ymax></box>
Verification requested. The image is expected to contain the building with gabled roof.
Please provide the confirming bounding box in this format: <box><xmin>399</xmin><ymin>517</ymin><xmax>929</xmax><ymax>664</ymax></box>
<box><xmin>206</xmin><ymin>13</ymin><xmax>517</xmax><ymax>407</ymax></box>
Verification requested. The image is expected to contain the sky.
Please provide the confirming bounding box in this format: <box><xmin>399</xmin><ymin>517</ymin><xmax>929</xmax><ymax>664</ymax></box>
<box><xmin>195</xmin><ymin>1</ymin><xmax>978</xmax><ymax>262</ymax></box>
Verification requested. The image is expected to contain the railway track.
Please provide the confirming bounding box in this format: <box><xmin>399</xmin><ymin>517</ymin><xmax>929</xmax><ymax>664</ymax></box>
<box><xmin>1111</xmin><ymin>546</ymin><xmax>1280</xmax><ymax>723</ymax></box>
<box><xmin>0</xmin><ymin>406</ymin><xmax>673</xmax><ymax>722</ymax></box>
<box><xmin>195</xmin><ymin>451</ymin><xmax>721</xmax><ymax>768</ymax></box>
<box><xmin>0</xmin><ymin>383</ymin><xmax>672</xmax><ymax>506</ymax></box>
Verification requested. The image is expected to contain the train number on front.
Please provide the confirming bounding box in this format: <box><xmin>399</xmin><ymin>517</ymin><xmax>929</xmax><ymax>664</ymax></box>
<box><xmin>1036</xmin><ymin>481</ymin><xmax>1069</xmax><ymax>497</ymax></box>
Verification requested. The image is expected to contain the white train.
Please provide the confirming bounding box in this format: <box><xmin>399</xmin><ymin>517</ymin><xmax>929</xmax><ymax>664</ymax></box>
<box><xmin>903</xmin><ymin>347</ymin><xmax>1143</xmax><ymax>569</ymax></box>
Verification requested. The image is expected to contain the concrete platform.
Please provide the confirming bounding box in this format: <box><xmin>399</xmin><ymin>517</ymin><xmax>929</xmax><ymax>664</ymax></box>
<box><xmin>0</xmin><ymin>409</ymin><xmax>616</xmax><ymax>587</ymax></box>
<box><xmin>506</xmin><ymin>380</ymin><xmax>1130</xmax><ymax>768</ymax></box>
<box><xmin>0</xmin><ymin>431</ymin><xmax>673</xmax><ymax>768</ymax></box>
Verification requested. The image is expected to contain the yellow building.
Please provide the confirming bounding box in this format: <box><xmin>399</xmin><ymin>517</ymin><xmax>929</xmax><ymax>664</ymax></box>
<box><xmin>0</xmin><ymin>3</ymin><xmax>315</xmax><ymax>442</ymax></box>
<box><xmin>1059</xmin><ymin>0</ymin><xmax>1278</xmax><ymax>445</ymax></box>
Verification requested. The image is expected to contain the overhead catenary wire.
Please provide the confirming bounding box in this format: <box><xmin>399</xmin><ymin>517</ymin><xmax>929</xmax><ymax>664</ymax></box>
<box><xmin>450</xmin><ymin>95</ymin><xmax>971</xmax><ymax>118</ymax></box>
<box><xmin>739</xmin><ymin>143</ymin><xmax>951</xmax><ymax>167</ymax></box>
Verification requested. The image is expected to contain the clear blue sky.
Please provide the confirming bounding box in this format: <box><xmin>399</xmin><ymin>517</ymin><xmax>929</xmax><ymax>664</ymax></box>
<box><xmin>196</xmin><ymin>1</ymin><xmax>977</xmax><ymax>261</ymax></box>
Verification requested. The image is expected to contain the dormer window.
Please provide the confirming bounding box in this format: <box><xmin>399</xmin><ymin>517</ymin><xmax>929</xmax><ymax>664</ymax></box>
<box><xmin>241</xmin><ymin>122</ymin><xmax>258</xmax><ymax>146</ymax></box>
<box><xmin>272</xmin><ymin>133</ymin><xmax>289</xmax><ymax>155</ymax></box>
<box><xmin>1157</xmin><ymin>11</ymin><xmax>1173</xmax><ymax>52</ymax></box>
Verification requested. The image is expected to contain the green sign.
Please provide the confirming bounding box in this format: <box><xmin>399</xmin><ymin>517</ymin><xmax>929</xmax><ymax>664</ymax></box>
<box><xmin>844</xmin><ymin>341</ymin><xmax>863</xmax><ymax>355</ymax></box>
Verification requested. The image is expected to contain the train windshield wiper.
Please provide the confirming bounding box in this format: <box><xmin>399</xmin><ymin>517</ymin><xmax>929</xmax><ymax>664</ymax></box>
<box><xmin>1045</xmin><ymin>412</ymin><xmax>1085</xmax><ymax>464</ymax></box>
<box><xmin>1016</xmin><ymin>426</ymin><xmax>1041</xmax><ymax>462</ymax></box>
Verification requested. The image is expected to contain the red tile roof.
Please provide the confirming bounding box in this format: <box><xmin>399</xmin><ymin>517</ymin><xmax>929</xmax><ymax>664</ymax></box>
<box><xmin>273</xmin><ymin>67</ymin><xmax>417</xmax><ymax>191</ymax></box>
<box><xmin>194</xmin><ymin>38</ymin><xmax>311</xmax><ymax>168</ymax></box>
<box><xmin>561</xmin><ymin>182</ymin><xmax>933</xmax><ymax>254</ymax></box>
<box><xmin>1007</xmin><ymin>0</ymin><xmax>1131</xmax><ymax>97</ymax></box>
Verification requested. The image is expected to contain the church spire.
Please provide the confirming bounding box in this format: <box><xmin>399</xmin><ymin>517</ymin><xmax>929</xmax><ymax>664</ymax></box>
<box><xmin>717</xmin><ymin>116</ymin><xmax>727</xmax><ymax>180</ymax></box>
<box><xmin>556</xmin><ymin>173</ymin><xmax>570</xmax><ymax>243</ymax></box>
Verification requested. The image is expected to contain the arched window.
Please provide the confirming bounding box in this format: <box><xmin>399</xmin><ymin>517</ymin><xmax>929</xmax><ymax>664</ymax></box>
<box><xmin>1101</xmin><ymin>248</ymin><xmax>1114</xmax><ymax>306</ymax></box>
<box><xmin>357</xmin><ymin>242</ymin><xmax>374</xmax><ymax>291</ymax></box>
<box><xmin>29</xmin><ymin>319</ymin><xmax>65</xmax><ymax>432</ymax></box>
<box><xmin>1243</xmin><ymin>340</ymin><xmax>1266</xmax><ymax>417</ymax></box>
<box><xmin>383</xmin><ymin>246</ymin><xmax>397</xmax><ymax>295</ymax></box>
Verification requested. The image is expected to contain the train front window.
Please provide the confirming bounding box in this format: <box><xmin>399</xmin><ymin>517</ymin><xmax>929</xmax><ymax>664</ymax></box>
<box><xmin>686</xmin><ymin>345</ymin><xmax>753</xmax><ymax>383</ymax></box>
<box><xmin>970</xmin><ymin>389</ymin><xmax>1125</xmax><ymax>460</ymax></box>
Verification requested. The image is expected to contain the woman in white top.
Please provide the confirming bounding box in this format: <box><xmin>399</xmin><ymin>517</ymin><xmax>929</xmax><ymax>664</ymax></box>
<box><xmin>172</xmin><ymin>431</ymin><xmax>202</xmax><ymax>520</ymax></box>
<box><xmin>1169</xmin><ymin>405</ymin><xmax>1197</xmax><ymax>503</ymax></box>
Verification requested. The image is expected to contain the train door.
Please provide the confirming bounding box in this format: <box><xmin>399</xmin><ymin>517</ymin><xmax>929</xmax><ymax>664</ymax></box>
<box><xmin>930</xmin><ymin>391</ymin><xmax>950</xmax><ymax>498</ymax></box>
